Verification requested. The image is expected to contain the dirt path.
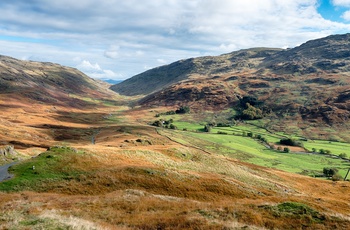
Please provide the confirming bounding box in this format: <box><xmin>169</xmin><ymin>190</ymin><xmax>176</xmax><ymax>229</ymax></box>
<box><xmin>0</xmin><ymin>162</ymin><xmax>17</xmax><ymax>182</ymax></box>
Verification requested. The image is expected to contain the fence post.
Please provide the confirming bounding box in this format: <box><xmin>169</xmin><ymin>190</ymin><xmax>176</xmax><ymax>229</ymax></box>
<box><xmin>344</xmin><ymin>168</ymin><xmax>350</xmax><ymax>181</ymax></box>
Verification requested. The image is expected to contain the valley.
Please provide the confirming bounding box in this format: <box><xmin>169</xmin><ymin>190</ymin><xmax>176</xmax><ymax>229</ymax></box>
<box><xmin>1</xmin><ymin>34</ymin><xmax>350</xmax><ymax>229</ymax></box>
<box><xmin>1</xmin><ymin>96</ymin><xmax>350</xmax><ymax>229</ymax></box>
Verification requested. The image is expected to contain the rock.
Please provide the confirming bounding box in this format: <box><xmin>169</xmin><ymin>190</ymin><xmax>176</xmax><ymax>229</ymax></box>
<box><xmin>0</xmin><ymin>145</ymin><xmax>16</xmax><ymax>156</ymax></box>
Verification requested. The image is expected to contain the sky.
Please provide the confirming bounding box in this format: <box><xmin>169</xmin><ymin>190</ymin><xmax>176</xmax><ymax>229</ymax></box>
<box><xmin>1</xmin><ymin>0</ymin><xmax>350</xmax><ymax>80</ymax></box>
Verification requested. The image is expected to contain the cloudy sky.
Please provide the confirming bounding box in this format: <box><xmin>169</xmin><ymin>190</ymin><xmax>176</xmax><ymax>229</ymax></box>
<box><xmin>1</xmin><ymin>0</ymin><xmax>350</xmax><ymax>80</ymax></box>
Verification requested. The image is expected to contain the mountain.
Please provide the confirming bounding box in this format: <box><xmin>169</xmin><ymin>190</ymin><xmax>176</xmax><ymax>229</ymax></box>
<box><xmin>0</xmin><ymin>55</ymin><xmax>114</xmax><ymax>108</ymax></box>
<box><xmin>101</xmin><ymin>78</ymin><xmax>123</xmax><ymax>84</ymax></box>
<box><xmin>112</xmin><ymin>34</ymin><xmax>350</xmax><ymax>125</ymax></box>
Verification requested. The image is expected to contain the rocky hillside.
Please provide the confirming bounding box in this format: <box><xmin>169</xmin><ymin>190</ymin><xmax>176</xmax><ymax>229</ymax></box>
<box><xmin>0</xmin><ymin>55</ymin><xmax>112</xmax><ymax>108</ymax></box>
<box><xmin>111</xmin><ymin>48</ymin><xmax>282</xmax><ymax>96</ymax></box>
<box><xmin>113</xmin><ymin>34</ymin><xmax>350</xmax><ymax>125</ymax></box>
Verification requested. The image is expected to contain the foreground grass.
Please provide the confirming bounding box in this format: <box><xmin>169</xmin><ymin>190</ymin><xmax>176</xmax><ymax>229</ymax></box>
<box><xmin>0</xmin><ymin>146</ymin><xmax>89</xmax><ymax>192</ymax></box>
<box><xmin>1</xmin><ymin>135</ymin><xmax>350</xmax><ymax>229</ymax></box>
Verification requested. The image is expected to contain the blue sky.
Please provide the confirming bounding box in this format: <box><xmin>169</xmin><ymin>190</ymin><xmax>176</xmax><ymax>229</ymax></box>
<box><xmin>0</xmin><ymin>0</ymin><xmax>350</xmax><ymax>80</ymax></box>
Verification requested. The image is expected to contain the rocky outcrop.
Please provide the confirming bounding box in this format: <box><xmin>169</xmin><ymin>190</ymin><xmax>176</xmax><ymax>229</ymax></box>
<box><xmin>0</xmin><ymin>145</ymin><xmax>16</xmax><ymax>156</ymax></box>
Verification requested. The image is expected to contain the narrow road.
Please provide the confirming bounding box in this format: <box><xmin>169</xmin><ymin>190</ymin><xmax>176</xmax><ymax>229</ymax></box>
<box><xmin>0</xmin><ymin>162</ymin><xmax>17</xmax><ymax>182</ymax></box>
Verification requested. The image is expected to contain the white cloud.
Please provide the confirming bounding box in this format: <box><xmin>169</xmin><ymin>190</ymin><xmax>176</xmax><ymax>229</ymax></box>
<box><xmin>342</xmin><ymin>10</ymin><xmax>350</xmax><ymax>20</ymax></box>
<box><xmin>76</xmin><ymin>60</ymin><xmax>120</xmax><ymax>79</ymax></box>
<box><xmin>332</xmin><ymin>0</ymin><xmax>350</xmax><ymax>7</ymax></box>
<box><xmin>104</xmin><ymin>45</ymin><xmax>119</xmax><ymax>59</ymax></box>
<box><xmin>157</xmin><ymin>59</ymin><xmax>167</xmax><ymax>64</ymax></box>
<box><xmin>1</xmin><ymin>1</ymin><xmax>350</xmax><ymax>80</ymax></box>
<box><xmin>76</xmin><ymin>60</ymin><xmax>102</xmax><ymax>72</ymax></box>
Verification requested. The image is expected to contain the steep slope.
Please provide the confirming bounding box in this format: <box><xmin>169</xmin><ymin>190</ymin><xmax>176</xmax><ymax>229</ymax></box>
<box><xmin>111</xmin><ymin>48</ymin><xmax>281</xmax><ymax>96</ymax></box>
<box><xmin>0</xmin><ymin>55</ymin><xmax>113</xmax><ymax>108</ymax></box>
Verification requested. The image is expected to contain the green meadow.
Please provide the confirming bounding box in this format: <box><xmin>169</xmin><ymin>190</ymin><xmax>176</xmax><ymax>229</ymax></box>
<box><xmin>170</xmin><ymin>121</ymin><xmax>350</xmax><ymax>178</ymax></box>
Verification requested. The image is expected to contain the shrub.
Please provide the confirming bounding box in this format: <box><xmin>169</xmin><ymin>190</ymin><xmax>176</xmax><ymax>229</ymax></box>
<box><xmin>332</xmin><ymin>173</ymin><xmax>343</xmax><ymax>181</ymax></box>
<box><xmin>339</xmin><ymin>153</ymin><xmax>348</xmax><ymax>159</ymax></box>
<box><xmin>319</xmin><ymin>149</ymin><xmax>331</xmax><ymax>154</ymax></box>
<box><xmin>312</xmin><ymin>148</ymin><xmax>317</xmax><ymax>153</ymax></box>
<box><xmin>247</xmin><ymin>132</ymin><xmax>253</xmax><ymax>137</ymax></box>
<box><xmin>152</xmin><ymin>120</ymin><xmax>163</xmax><ymax>127</ymax></box>
<box><xmin>204</xmin><ymin>124</ymin><xmax>212</xmax><ymax>132</ymax></box>
<box><xmin>217</xmin><ymin>131</ymin><xmax>228</xmax><ymax>135</ymax></box>
<box><xmin>283</xmin><ymin>147</ymin><xmax>290</xmax><ymax>153</ymax></box>
<box><xmin>217</xmin><ymin>123</ymin><xmax>229</xmax><ymax>127</ymax></box>
<box><xmin>169</xmin><ymin>124</ymin><xmax>177</xmax><ymax>130</ymax></box>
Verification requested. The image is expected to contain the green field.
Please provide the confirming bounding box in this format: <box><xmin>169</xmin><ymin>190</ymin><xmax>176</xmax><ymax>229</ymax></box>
<box><xmin>170</xmin><ymin>121</ymin><xmax>350</xmax><ymax>178</ymax></box>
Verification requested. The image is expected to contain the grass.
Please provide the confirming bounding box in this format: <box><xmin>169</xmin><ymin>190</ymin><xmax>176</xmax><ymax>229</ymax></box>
<box><xmin>169</xmin><ymin>121</ymin><xmax>350</xmax><ymax>177</ymax></box>
<box><xmin>0</xmin><ymin>146</ymin><xmax>89</xmax><ymax>192</ymax></box>
<box><xmin>304</xmin><ymin>140</ymin><xmax>350</xmax><ymax>155</ymax></box>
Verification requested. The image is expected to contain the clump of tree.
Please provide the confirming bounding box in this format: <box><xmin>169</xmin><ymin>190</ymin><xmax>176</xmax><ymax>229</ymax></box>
<box><xmin>241</xmin><ymin>103</ymin><xmax>263</xmax><ymax>120</ymax></box>
<box><xmin>155</xmin><ymin>110</ymin><xmax>176</xmax><ymax>117</ymax></box>
<box><xmin>234</xmin><ymin>96</ymin><xmax>266</xmax><ymax>120</ymax></box>
<box><xmin>323</xmin><ymin>167</ymin><xmax>343</xmax><ymax>181</ymax></box>
<box><xmin>175</xmin><ymin>106</ymin><xmax>190</xmax><ymax>114</ymax></box>
<box><xmin>240</xmin><ymin>96</ymin><xmax>261</xmax><ymax>108</ymax></box>
<box><xmin>279</xmin><ymin>138</ymin><xmax>304</xmax><ymax>147</ymax></box>
<box><xmin>155</xmin><ymin>106</ymin><xmax>190</xmax><ymax>117</ymax></box>
<box><xmin>151</xmin><ymin>119</ymin><xmax>177</xmax><ymax>129</ymax></box>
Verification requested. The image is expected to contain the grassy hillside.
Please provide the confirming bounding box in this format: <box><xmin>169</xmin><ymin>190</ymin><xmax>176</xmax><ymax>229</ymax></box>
<box><xmin>1</xmin><ymin>50</ymin><xmax>350</xmax><ymax>229</ymax></box>
<box><xmin>0</xmin><ymin>99</ymin><xmax>349</xmax><ymax>229</ymax></box>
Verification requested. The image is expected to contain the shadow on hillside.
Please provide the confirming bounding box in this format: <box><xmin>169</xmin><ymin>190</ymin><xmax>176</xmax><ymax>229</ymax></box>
<box><xmin>30</xmin><ymin>124</ymin><xmax>99</xmax><ymax>142</ymax></box>
<box><xmin>51</xmin><ymin>111</ymin><xmax>110</xmax><ymax>124</ymax></box>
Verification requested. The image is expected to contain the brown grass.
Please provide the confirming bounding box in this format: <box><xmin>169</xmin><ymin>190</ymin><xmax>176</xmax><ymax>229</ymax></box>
<box><xmin>1</xmin><ymin>99</ymin><xmax>350</xmax><ymax>229</ymax></box>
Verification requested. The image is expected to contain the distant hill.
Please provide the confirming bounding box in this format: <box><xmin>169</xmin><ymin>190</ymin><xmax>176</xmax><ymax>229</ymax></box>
<box><xmin>112</xmin><ymin>33</ymin><xmax>350</xmax><ymax>125</ymax></box>
<box><xmin>101</xmin><ymin>79</ymin><xmax>123</xmax><ymax>84</ymax></box>
<box><xmin>0</xmin><ymin>55</ymin><xmax>114</xmax><ymax>108</ymax></box>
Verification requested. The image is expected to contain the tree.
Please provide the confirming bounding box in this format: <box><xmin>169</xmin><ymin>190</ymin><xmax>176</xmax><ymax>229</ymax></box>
<box><xmin>280</xmin><ymin>138</ymin><xmax>303</xmax><ymax>147</ymax></box>
<box><xmin>175</xmin><ymin>106</ymin><xmax>190</xmax><ymax>114</ymax></box>
<box><xmin>323</xmin><ymin>167</ymin><xmax>338</xmax><ymax>177</ymax></box>
<box><xmin>241</xmin><ymin>103</ymin><xmax>263</xmax><ymax>120</ymax></box>
<box><xmin>240</xmin><ymin>96</ymin><xmax>260</xmax><ymax>108</ymax></box>
<box><xmin>204</xmin><ymin>124</ymin><xmax>212</xmax><ymax>132</ymax></box>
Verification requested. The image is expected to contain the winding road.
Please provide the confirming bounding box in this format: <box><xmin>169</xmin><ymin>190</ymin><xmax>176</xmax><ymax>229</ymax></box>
<box><xmin>0</xmin><ymin>162</ymin><xmax>17</xmax><ymax>182</ymax></box>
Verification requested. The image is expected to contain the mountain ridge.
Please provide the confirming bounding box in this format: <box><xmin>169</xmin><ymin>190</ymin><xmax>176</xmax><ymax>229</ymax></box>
<box><xmin>112</xmin><ymin>33</ymin><xmax>350</xmax><ymax>126</ymax></box>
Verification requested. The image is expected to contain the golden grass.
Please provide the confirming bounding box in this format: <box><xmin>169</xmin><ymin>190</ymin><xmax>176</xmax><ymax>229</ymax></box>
<box><xmin>1</xmin><ymin>101</ymin><xmax>350</xmax><ymax>229</ymax></box>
